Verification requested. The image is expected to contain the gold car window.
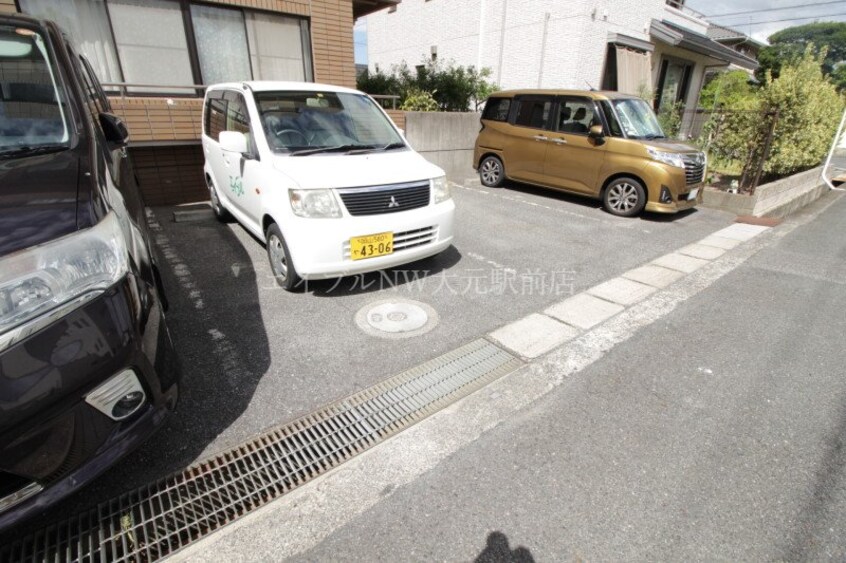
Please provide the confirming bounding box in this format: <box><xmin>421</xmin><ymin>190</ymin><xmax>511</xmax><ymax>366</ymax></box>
<box><xmin>556</xmin><ymin>98</ymin><xmax>599</xmax><ymax>135</ymax></box>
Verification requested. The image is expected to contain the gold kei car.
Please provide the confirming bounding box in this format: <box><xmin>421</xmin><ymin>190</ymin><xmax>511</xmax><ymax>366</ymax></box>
<box><xmin>473</xmin><ymin>90</ymin><xmax>706</xmax><ymax>217</ymax></box>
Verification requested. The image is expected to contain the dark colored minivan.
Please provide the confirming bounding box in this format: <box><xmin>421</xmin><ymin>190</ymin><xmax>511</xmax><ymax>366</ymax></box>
<box><xmin>0</xmin><ymin>15</ymin><xmax>178</xmax><ymax>530</ymax></box>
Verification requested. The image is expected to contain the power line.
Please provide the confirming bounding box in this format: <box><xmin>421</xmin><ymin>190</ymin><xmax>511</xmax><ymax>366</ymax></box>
<box><xmin>721</xmin><ymin>10</ymin><xmax>846</xmax><ymax>26</ymax></box>
<box><xmin>708</xmin><ymin>1</ymin><xmax>846</xmax><ymax>19</ymax></box>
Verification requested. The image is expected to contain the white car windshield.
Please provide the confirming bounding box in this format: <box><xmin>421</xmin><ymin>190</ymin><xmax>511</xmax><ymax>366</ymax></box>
<box><xmin>0</xmin><ymin>24</ymin><xmax>70</xmax><ymax>156</ymax></box>
<box><xmin>612</xmin><ymin>98</ymin><xmax>666</xmax><ymax>140</ymax></box>
<box><xmin>254</xmin><ymin>91</ymin><xmax>406</xmax><ymax>156</ymax></box>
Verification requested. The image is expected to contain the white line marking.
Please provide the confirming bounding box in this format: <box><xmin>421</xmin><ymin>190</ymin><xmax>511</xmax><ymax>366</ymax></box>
<box><xmin>466</xmin><ymin>251</ymin><xmax>517</xmax><ymax>274</ymax></box>
<box><xmin>146</xmin><ymin>209</ymin><xmax>249</xmax><ymax>389</ymax></box>
<box><xmin>451</xmin><ymin>183</ymin><xmax>642</xmax><ymax>230</ymax></box>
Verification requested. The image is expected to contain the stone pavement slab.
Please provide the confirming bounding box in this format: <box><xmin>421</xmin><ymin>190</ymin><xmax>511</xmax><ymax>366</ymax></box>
<box><xmin>652</xmin><ymin>252</ymin><xmax>710</xmax><ymax>273</ymax></box>
<box><xmin>622</xmin><ymin>264</ymin><xmax>685</xmax><ymax>289</ymax></box>
<box><xmin>678</xmin><ymin>243</ymin><xmax>727</xmax><ymax>260</ymax></box>
<box><xmin>489</xmin><ymin>314</ymin><xmax>579</xmax><ymax>359</ymax></box>
<box><xmin>587</xmin><ymin>277</ymin><xmax>657</xmax><ymax>306</ymax></box>
<box><xmin>544</xmin><ymin>293</ymin><xmax>624</xmax><ymax>330</ymax></box>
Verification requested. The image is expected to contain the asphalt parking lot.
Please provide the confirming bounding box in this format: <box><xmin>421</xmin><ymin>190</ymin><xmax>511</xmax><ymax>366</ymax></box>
<box><xmin>21</xmin><ymin>179</ymin><xmax>737</xmax><ymax>528</ymax></box>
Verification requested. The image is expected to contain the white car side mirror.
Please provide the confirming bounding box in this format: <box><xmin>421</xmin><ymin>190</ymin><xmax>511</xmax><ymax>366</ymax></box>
<box><xmin>219</xmin><ymin>131</ymin><xmax>248</xmax><ymax>154</ymax></box>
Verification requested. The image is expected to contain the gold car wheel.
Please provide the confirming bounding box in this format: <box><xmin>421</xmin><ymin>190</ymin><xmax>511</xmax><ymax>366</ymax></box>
<box><xmin>480</xmin><ymin>156</ymin><xmax>504</xmax><ymax>187</ymax></box>
<box><xmin>605</xmin><ymin>179</ymin><xmax>645</xmax><ymax>217</ymax></box>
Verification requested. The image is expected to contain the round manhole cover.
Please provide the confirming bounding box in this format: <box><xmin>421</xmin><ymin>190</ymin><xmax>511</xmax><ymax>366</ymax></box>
<box><xmin>355</xmin><ymin>298</ymin><xmax>438</xmax><ymax>339</ymax></box>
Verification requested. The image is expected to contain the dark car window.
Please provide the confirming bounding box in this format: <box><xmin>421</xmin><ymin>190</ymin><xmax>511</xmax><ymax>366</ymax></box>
<box><xmin>482</xmin><ymin>97</ymin><xmax>511</xmax><ymax>122</ymax></box>
<box><xmin>555</xmin><ymin>97</ymin><xmax>600</xmax><ymax>136</ymax></box>
<box><xmin>512</xmin><ymin>96</ymin><xmax>553</xmax><ymax>129</ymax></box>
<box><xmin>0</xmin><ymin>24</ymin><xmax>70</xmax><ymax>153</ymax></box>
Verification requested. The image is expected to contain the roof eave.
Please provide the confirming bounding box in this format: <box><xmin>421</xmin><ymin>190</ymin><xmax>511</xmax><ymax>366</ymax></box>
<box><xmin>650</xmin><ymin>20</ymin><xmax>759</xmax><ymax>71</ymax></box>
<box><xmin>353</xmin><ymin>0</ymin><xmax>401</xmax><ymax>19</ymax></box>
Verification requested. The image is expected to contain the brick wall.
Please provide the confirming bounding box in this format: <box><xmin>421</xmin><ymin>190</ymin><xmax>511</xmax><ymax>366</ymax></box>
<box><xmin>310</xmin><ymin>0</ymin><xmax>356</xmax><ymax>88</ymax></box>
<box><xmin>110</xmin><ymin>97</ymin><xmax>203</xmax><ymax>143</ymax></box>
<box><xmin>131</xmin><ymin>146</ymin><xmax>207</xmax><ymax>207</ymax></box>
<box><xmin>385</xmin><ymin>109</ymin><xmax>405</xmax><ymax>131</ymax></box>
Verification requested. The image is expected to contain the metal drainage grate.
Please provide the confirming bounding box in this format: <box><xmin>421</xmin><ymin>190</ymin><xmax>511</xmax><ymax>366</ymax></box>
<box><xmin>1</xmin><ymin>339</ymin><xmax>521</xmax><ymax>563</ymax></box>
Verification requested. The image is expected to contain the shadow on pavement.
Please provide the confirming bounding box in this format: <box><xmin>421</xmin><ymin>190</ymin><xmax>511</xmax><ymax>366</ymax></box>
<box><xmin>501</xmin><ymin>180</ymin><xmax>605</xmax><ymax>212</ymax></box>
<box><xmin>474</xmin><ymin>531</ymin><xmax>536</xmax><ymax>563</ymax></box>
<box><xmin>497</xmin><ymin>180</ymin><xmax>701</xmax><ymax>223</ymax></box>
<box><xmin>307</xmin><ymin>245</ymin><xmax>463</xmax><ymax>297</ymax></box>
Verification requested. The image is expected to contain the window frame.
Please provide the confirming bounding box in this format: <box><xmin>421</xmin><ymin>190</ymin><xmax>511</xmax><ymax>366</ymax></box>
<box><xmin>655</xmin><ymin>55</ymin><xmax>694</xmax><ymax>111</ymax></box>
<box><xmin>17</xmin><ymin>0</ymin><xmax>314</xmax><ymax>97</ymax></box>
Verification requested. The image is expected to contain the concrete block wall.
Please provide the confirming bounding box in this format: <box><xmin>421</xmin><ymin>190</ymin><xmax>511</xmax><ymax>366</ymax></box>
<box><xmin>702</xmin><ymin>167</ymin><xmax>827</xmax><ymax>218</ymax></box>
<box><xmin>403</xmin><ymin>111</ymin><xmax>482</xmax><ymax>181</ymax></box>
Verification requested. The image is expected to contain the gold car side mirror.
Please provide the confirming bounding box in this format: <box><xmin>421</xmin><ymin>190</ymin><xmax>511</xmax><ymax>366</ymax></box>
<box><xmin>589</xmin><ymin>124</ymin><xmax>605</xmax><ymax>144</ymax></box>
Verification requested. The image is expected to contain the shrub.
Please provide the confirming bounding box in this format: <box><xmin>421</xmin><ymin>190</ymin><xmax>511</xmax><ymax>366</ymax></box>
<box><xmin>357</xmin><ymin>60</ymin><xmax>497</xmax><ymax>112</ymax></box>
<box><xmin>400</xmin><ymin>88</ymin><xmax>439</xmax><ymax>111</ymax></box>
<box><xmin>760</xmin><ymin>45</ymin><xmax>843</xmax><ymax>176</ymax></box>
<box><xmin>657</xmin><ymin>101</ymin><xmax>684</xmax><ymax>138</ymax></box>
<box><xmin>698</xmin><ymin>70</ymin><xmax>756</xmax><ymax>110</ymax></box>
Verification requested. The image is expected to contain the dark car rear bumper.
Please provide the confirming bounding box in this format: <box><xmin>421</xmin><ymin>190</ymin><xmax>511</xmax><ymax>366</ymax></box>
<box><xmin>0</xmin><ymin>274</ymin><xmax>178</xmax><ymax>532</ymax></box>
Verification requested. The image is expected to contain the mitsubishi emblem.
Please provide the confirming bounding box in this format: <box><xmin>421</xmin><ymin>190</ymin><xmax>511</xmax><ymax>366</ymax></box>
<box><xmin>387</xmin><ymin>195</ymin><xmax>400</xmax><ymax>208</ymax></box>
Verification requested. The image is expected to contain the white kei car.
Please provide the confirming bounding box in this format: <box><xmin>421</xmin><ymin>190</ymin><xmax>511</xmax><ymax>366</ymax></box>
<box><xmin>202</xmin><ymin>81</ymin><xmax>455</xmax><ymax>290</ymax></box>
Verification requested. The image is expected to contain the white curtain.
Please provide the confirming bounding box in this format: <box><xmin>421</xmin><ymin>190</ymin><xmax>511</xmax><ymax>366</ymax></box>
<box><xmin>107</xmin><ymin>0</ymin><xmax>194</xmax><ymax>94</ymax></box>
<box><xmin>19</xmin><ymin>0</ymin><xmax>122</xmax><ymax>84</ymax></box>
<box><xmin>615</xmin><ymin>46</ymin><xmax>652</xmax><ymax>96</ymax></box>
<box><xmin>191</xmin><ymin>4</ymin><xmax>252</xmax><ymax>85</ymax></box>
<box><xmin>245</xmin><ymin>12</ymin><xmax>306</xmax><ymax>82</ymax></box>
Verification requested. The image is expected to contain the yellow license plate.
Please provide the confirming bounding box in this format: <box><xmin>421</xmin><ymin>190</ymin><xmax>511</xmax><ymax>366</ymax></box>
<box><xmin>350</xmin><ymin>232</ymin><xmax>394</xmax><ymax>260</ymax></box>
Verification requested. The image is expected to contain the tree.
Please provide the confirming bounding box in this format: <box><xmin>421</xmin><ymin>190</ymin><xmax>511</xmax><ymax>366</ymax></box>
<box><xmin>698</xmin><ymin>70</ymin><xmax>756</xmax><ymax>110</ymax></box>
<box><xmin>356</xmin><ymin>60</ymin><xmax>498</xmax><ymax>112</ymax></box>
<box><xmin>760</xmin><ymin>45</ymin><xmax>843</xmax><ymax>176</ymax></box>
<box><xmin>756</xmin><ymin>22</ymin><xmax>846</xmax><ymax>89</ymax></box>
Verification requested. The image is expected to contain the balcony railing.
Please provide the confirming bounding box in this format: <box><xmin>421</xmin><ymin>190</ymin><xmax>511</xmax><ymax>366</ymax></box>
<box><xmin>665</xmin><ymin>0</ymin><xmax>708</xmax><ymax>20</ymax></box>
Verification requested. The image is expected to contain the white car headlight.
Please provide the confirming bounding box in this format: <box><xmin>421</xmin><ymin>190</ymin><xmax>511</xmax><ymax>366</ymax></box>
<box><xmin>289</xmin><ymin>189</ymin><xmax>342</xmax><ymax>218</ymax></box>
<box><xmin>647</xmin><ymin>147</ymin><xmax>686</xmax><ymax>169</ymax></box>
<box><xmin>431</xmin><ymin>176</ymin><xmax>451</xmax><ymax>204</ymax></box>
<box><xmin>0</xmin><ymin>212</ymin><xmax>129</xmax><ymax>338</ymax></box>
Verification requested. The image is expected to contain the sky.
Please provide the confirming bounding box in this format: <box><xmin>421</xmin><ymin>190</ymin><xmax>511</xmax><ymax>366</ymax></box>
<box><xmin>354</xmin><ymin>19</ymin><xmax>367</xmax><ymax>65</ymax></box>
<box><xmin>353</xmin><ymin>1</ymin><xmax>846</xmax><ymax>64</ymax></box>
<box><xmin>686</xmin><ymin>0</ymin><xmax>846</xmax><ymax>43</ymax></box>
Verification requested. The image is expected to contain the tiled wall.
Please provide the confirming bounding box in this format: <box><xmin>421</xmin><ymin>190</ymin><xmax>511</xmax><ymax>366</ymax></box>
<box><xmin>131</xmin><ymin>146</ymin><xmax>208</xmax><ymax>207</ymax></box>
<box><xmin>0</xmin><ymin>0</ymin><xmax>15</xmax><ymax>14</ymax></box>
<box><xmin>109</xmin><ymin>97</ymin><xmax>204</xmax><ymax>144</ymax></box>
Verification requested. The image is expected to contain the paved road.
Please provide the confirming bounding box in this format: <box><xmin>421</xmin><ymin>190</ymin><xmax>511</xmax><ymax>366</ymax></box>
<box><xmin>183</xmin><ymin>190</ymin><xmax>846</xmax><ymax>561</ymax></box>
<box><xmin>7</xmin><ymin>179</ymin><xmax>733</xmax><ymax>532</ymax></box>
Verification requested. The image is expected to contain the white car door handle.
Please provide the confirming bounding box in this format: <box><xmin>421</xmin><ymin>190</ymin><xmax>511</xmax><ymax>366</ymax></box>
<box><xmin>533</xmin><ymin>135</ymin><xmax>548</xmax><ymax>142</ymax></box>
<box><xmin>552</xmin><ymin>138</ymin><xmax>567</xmax><ymax>145</ymax></box>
